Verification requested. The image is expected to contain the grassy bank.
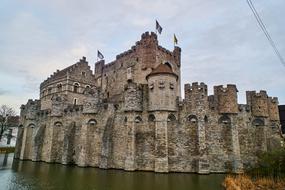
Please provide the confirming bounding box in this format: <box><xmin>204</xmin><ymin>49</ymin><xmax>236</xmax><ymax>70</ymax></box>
<box><xmin>223</xmin><ymin>175</ymin><xmax>285</xmax><ymax>190</ymax></box>
<box><xmin>0</xmin><ymin>146</ymin><xmax>15</xmax><ymax>153</ymax></box>
<box><xmin>223</xmin><ymin>149</ymin><xmax>285</xmax><ymax>189</ymax></box>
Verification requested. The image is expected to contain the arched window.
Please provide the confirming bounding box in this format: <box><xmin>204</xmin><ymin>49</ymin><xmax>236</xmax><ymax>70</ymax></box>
<box><xmin>124</xmin><ymin>117</ymin><xmax>128</xmax><ymax>123</ymax></box>
<box><xmin>54</xmin><ymin>122</ymin><xmax>62</xmax><ymax>127</ymax></box>
<box><xmin>57</xmin><ymin>83</ymin><xmax>62</xmax><ymax>92</ymax></box>
<box><xmin>167</xmin><ymin>114</ymin><xmax>176</xmax><ymax>122</ymax></box>
<box><xmin>28</xmin><ymin>124</ymin><xmax>35</xmax><ymax>128</ymax></box>
<box><xmin>219</xmin><ymin>115</ymin><xmax>231</xmax><ymax>125</ymax></box>
<box><xmin>88</xmin><ymin>119</ymin><xmax>97</xmax><ymax>126</ymax></box>
<box><xmin>148</xmin><ymin>114</ymin><xmax>156</xmax><ymax>122</ymax></box>
<box><xmin>135</xmin><ymin>116</ymin><xmax>143</xmax><ymax>123</ymax></box>
<box><xmin>85</xmin><ymin>85</ymin><xmax>90</xmax><ymax>90</ymax></box>
<box><xmin>73</xmin><ymin>98</ymin><xmax>77</xmax><ymax>105</ymax></box>
<box><xmin>187</xmin><ymin>115</ymin><xmax>198</xmax><ymax>124</ymax></box>
<box><xmin>252</xmin><ymin>118</ymin><xmax>265</xmax><ymax>126</ymax></box>
<box><xmin>73</xmin><ymin>82</ymin><xmax>79</xmax><ymax>93</ymax></box>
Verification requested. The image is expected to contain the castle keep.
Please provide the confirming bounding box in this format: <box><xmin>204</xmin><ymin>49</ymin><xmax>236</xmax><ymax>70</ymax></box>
<box><xmin>15</xmin><ymin>32</ymin><xmax>283</xmax><ymax>173</ymax></box>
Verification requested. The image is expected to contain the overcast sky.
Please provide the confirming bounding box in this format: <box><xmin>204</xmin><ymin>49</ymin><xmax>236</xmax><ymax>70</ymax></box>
<box><xmin>0</xmin><ymin>0</ymin><xmax>284</xmax><ymax>113</ymax></box>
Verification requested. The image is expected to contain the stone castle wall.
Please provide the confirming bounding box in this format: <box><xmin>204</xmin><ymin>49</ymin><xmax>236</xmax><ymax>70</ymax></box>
<box><xmin>94</xmin><ymin>32</ymin><xmax>181</xmax><ymax>99</ymax></box>
<box><xmin>15</xmin><ymin>32</ymin><xmax>284</xmax><ymax>174</ymax></box>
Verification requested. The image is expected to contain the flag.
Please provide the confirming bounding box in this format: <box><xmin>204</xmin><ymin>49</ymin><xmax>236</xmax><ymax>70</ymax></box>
<box><xmin>97</xmin><ymin>50</ymin><xmax>104</xmax><ymax>60</ymax></box>
<box><xmin>174</xmin><ymin>34</ymin><xmax>178</xmax><ymax>45</ymax></box>
<box><xmin>156</xmin><ymin>20</ymin><xmax>162</xmax><ymax>34</ymax></box>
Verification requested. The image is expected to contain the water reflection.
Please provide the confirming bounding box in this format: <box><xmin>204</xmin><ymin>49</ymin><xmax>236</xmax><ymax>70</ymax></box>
<box><xmin>0</xmin><ymin>153</ymin><xmax>14</xmax><ymax>170</ymax></box>
<box><xmin>0</xmin><ymin>154</ymin><xmax>225</xmax><ymax>190</ymax></box>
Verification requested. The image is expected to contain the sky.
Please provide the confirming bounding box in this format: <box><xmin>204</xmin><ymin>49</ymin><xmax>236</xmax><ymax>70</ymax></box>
<box><xmin>0</xmin><ymin>0</ymin><xmax>284</xmax><ymax>114</ymax></box>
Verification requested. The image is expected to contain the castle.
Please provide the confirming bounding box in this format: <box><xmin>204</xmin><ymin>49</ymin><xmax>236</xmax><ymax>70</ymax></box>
<box><xmin>15</xmin><ymin>32</ymin><xmax>283</xmax><ymax>173</ymax></box>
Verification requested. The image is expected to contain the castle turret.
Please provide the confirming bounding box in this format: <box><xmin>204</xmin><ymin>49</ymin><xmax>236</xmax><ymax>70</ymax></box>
<box><xmin>184</xmin><ymin>82</ymin><xmax>208</xmax><ymax>113</ymax></box>
<box><xmin>246</xmin><ymin>91</ymin><xmax>269</xmax><ymax>117</ymax></box>
<box><xmin>19</xmin><ymin>99</ymin><xmax>40</xmax><ymax>160</ymax></box>
<box><xmin>214</xmin><ymin>85</ymin><xmax>238</xmax><ymax>114</ymax></box>
<box><xmin>173</xmin><ymin>46</ymin><xmax>181</xmax><ymax>67</ymax></box>
<box><xmin>184</xmin><ymin>82</ymin><xmax>209</xmax><ymax>173</ymax></box>
<box><xmin>146</xmin><ymin>63</ymin><xmax>178</xmax><ymax>172</ymax></box>
<box><xmin>268</xmin><ymin>97</ymin><xmax>279</xmax><ymax>121</ymax></box>
<box><xmin>94</xmin><ymin>60</ymin><xmax>105</xmax><ymax>86</ymax></box>
<box><xmin>146</xmin><ymin>63</ymin><xmax>178</xmax><ymax>112</ymax></box>
<box><xmin>137</xmin><ymin>32</ymin><xmax>158</xmax><ymax>70</ymax></box>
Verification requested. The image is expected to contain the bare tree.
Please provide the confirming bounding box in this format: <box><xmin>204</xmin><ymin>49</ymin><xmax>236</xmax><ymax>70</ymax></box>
<box><xmin>0</xmin><ymin>105</ymin><xmax>18</xmax><ymax>142</ymax></box>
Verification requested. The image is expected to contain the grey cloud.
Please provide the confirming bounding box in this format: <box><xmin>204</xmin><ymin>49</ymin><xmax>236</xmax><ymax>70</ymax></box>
<box><xmin>1</xmin><ymin>0</ymin><xmax>285</xmax><ymax>107</ymax></box>
<box><xmin>0</xmin><ymin>89</ymin><xmax>9</xmax><ymax>95</ymax></box>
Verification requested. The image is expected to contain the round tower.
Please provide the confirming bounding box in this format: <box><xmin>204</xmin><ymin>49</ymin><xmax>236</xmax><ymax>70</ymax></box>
<box><xmin>146</xmin><ymin>63</ymin><xmax>178</xmax><ymax>112</ymax></box>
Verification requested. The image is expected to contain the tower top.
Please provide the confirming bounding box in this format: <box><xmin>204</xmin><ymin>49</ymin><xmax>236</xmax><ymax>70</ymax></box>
<box><xmin>146</xmin><ymin>63</ymin><xmax>178</xmax><ymax>80</ymax></box>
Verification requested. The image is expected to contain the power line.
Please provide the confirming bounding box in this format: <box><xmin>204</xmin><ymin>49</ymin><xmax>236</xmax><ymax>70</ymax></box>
<box><xmin>246</xmin><ymin>0</ymin><xmax>285</xmax><ymax>67</ymax></box>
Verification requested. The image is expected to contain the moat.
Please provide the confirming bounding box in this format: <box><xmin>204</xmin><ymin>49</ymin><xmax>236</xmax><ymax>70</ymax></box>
<box><xmin>0</xmin><ymin>153</ymin><xmax>225</xmax><ymax>190</ymax></box>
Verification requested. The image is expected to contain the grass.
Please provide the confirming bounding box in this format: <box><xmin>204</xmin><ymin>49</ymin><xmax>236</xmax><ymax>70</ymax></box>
<box><xmin>223</xmin><ymin>175</ymin><xmax>285</xmax><ymax>190</ymax></box>
<box><xmin>223</xmin><ymin>148</ymin><xmax>285</xmax><ymax>189</ymax></box>
<box><xmin>0</xmin><ymin>146</ymin><xmax>15</xmax><ymax>153</ymax></box>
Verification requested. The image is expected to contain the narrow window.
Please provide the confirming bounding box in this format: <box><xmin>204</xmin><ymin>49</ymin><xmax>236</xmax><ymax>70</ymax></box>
<box><xmin>73</xmin><ymin>98</ymin><xmax>77</xmax><ymax>105</ymax></box>
<box><xmin>88</xmin><ymin>119</ymin><xmax>97</xmax><ymax>126</ymax></box>
<box><xmin>74</xmin><ymin>83</ymin><xmax>79</xmax><ymax>93</ymax></box>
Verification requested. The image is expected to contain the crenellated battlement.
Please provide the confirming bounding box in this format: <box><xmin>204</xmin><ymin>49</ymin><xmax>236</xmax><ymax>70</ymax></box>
<box><xmin>248</xmin><ymin>90</ymin><xmax>268</xmax><ymax>98</ymax></box>
<box><xmin>41</xmin><ymin>56</ymin><xmax>91</xmax><ymax>89</ymax></box>
<box><xmin>183</xmin><ymin>82</ymin><xmax>279</xmax><ymax>117</ymax></box>
<box><xmin>185</xmin><ymin>82</ymin><xmax>207</xmax><ymax>93</ymax></box>
<box><xmin>140</xmin><ymin>31</ymin><xmax>158</xmax><ymax>41</ymax></box>
<box><xmin>158</xmin><ymin>45</ymin><xmax>173</xmax><ymax>56</ymax></box>
<box><xmin>20</xmin><ymin>99</ymin><xmax>41</xmax><ymax>120</ymax></box>
<box><xmin>214</xmin><ymin>84</ymin><xmax>238</xmax><ymax>93</ymax></box>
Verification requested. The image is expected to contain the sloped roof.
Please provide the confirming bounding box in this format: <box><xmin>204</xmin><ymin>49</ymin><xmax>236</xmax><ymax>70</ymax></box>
<box><xmin>146</xmin><ymin>63</ymin><xmax>178</xmax><ymax>79</ymax></box>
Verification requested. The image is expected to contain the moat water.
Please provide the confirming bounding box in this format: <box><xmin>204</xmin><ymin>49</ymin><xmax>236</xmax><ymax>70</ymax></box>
<box><xmin>0</xmin><ymin>153</ymin><xmax>225</xmax><ymax>190</ymax></box>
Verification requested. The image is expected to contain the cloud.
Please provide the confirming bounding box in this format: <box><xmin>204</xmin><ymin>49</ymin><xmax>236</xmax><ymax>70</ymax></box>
<box><xmin>0</xmin><ymin>0</ymin><xmax>284</xmax><ymax>113</ymax></box>
<box><xmin>0</xmin><ymin>89</ymin><xmax>9</xmax><ymax>95</ymax></box>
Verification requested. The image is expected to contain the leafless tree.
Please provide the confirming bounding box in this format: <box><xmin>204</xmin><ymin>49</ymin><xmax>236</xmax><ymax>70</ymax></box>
<box><xmin>0</xmin><ymin>105</ymin><xmax>18</xmax><ymax>141</ymax></box>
